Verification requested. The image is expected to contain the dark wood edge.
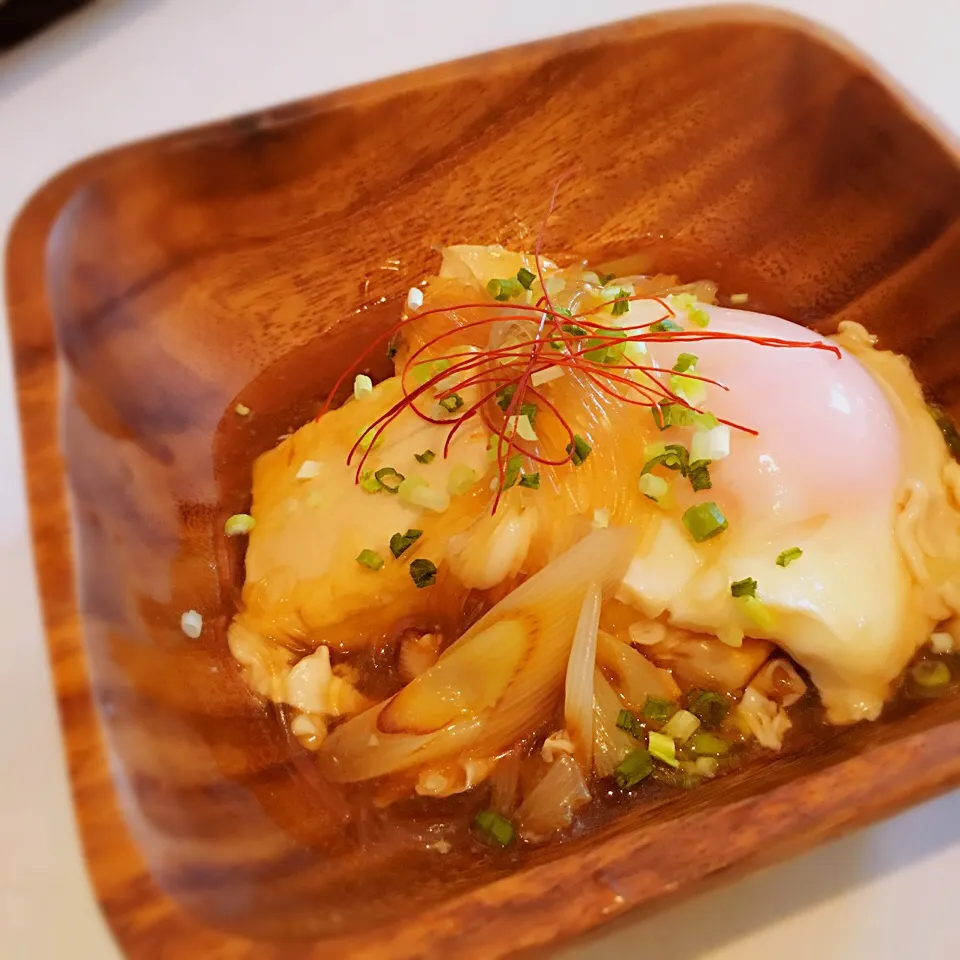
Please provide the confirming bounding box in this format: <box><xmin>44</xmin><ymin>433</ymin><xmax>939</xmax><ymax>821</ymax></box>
<box><xmin>6</xmin><ymin>6</ymin><xmax>960</xmax><ymax>958</ymax></box>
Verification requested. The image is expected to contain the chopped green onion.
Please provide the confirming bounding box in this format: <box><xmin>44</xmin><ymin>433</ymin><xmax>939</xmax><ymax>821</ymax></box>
<box><xmin>642</xmin><ymin>443</ymin><xmax>689</xmax><ymax>477</ymax></box>
<box><xmin>353</xmin><ymin>374</ymin><xmax>374</xmax><ymax>400</ymax></box>
<box><xmin>695</xmin><ymin>756</ymin><xmax>720</xmax><ymax>777</ymax></box>
<box><xmin>614</xmin><ymin>748</ymin><xmax>654</xmax><ymax>788</ymax></box>
<box><xmin>224</xmin><ymin>513</ymin><xmax>256</xmax><ymax>536</ymax></box>
<box><xmin>386</xmin><ymin>338</ymin><xmax>399</xmax><ymax>361</ymax></box>
<box><xmin>642</xmin><ymin>697</ymin><xmax>677</xmax><ymax>724</ymax></box>
<box><xmin>912</xmin><ymin>660</ymin><xmax>951</xmax><ymax>688</ymax></box>
<box><xmin>671</xmin><ymin>293</ymin><xmax>710</xmax><ymax>328</ymax></box>
<box><xmin>555</xmin><ymin>306</ymin><xmax>574</xmax><ymax>318</ymax></box>
<box><xmin>356</xmin><ymin>549</ymin><xmax>384</xmax><ymax>571</ymax></box>
<box><xmin>410</xmin><ymin>558</ymin><xmax>438</xmax><ymax>588</ymax></box>
<box><xmin>648</xmin><ymin>730</ymin><xmax>678</xmax><ymax>768</ymax></box>
<box><xmin>730</xmin><ymin>577</ymin><xmax>757</xmax><ymax>599</ymax></box>
<box><xmin>519</xmin><ymin>472</ymin><xmax>540</xmax><ymax>489</ymax></box>
<box><xmin>662</xmin><ymin>709</ymin><xmax>700</xmax><ymax>743</ymax></box>
<box><xmin>644</xmin><ymin>440</ymin><xmax>667</xmax><ymax>460</ymax></box>
<box><xmin>690</xmin><ymin>732</ymin><xmax>730</xmax><ymax>757</ymax></box>
<box><xmin>234</xmin><ymin>402</ymin><xmax>251</xmax><ymax>416</ymax></box>
<box><xmin>687</xmin><ymin>690</ymin><xmax>729</xmax><ymax>727</ymax></box>
<box><xmin>616</xmin><ymin>709</ymin><xmax>643</xmax><ymax>738</ymax></box>
<box><xmin>611</xmin><ymin>289</ymin><xmax>631</xmax><ymax>317</ymax></box>
<box><xmin>487</xmin><ymin>277</ymin><xmax>524</xmax><ymax>301</ymax></box>
<box><xmin>516</xmin><ymin>266</ymin><xmax>537</xmax><ymax>290</ymax></box>
<box><xmin>356</xmin><ymin>427</ymin><xmax>384</xmax><ymax>452</ymax></box>
<box><xmin>415</xmin><ymin>449</ymin><xmax>436</xmax><ymax>464</ymax></box>
<box><xmin>639</xmin><ymin>473</ymin><xmax>669</xmax><ymax>502</ymax></box>
<box><xmin>519</xmin><ymin>401</ymin><xmax>538</xmax><ymax>424</ymax></box>
<box><xmin>584</xmin><ymin>329</ymin><xmax>627</xmax><ymax>365</ymax></box>
<box><xmin>411</xmin><ymin>358</ymin><xmax>452</xmax><ymax>385</ymax></box>
<box><xmin>776</xmin><ymin>546</ymin><xmax>803</xmax><ymax>567</ymax></box>
<box><xmin>447</xmin><ymin>463</ymin><xmax>478</xmax><ymax>495</ymax></box>
<box><xmin>673</xmin><ymin>353</ymin><xmax>698</xmax><ymax>373</ymax></box>
<box><xmin>566</xmin><ymin>434</ymin><xmax>592</xmax><ymax>466</ymax></box>
<box><xmin>682</xmin><ymin>502</ymin><xmax>728</xmax><ymax>542</ymax></box>
<box><xmin>650</xmin><ymin>318</ymin><xmax>683</xmax><ymax>333</ymax></box>
<box><xmin>688</xmin><ymin>461</ymin><xmax>712</xmax><ymax>492</ymax></box>
<box><xmin>495</xmin><ymin>384</ymin><xmax>517</xmax><ymax>412</ymax></box>
<box><xmin>359</xmin><ymin>470</ymin><xmax>382</xmax><ymax>493</ymax></box>
<box><xmin>374</xmin><ymin>467</ymin><xmax>405</xmax><ymax>493</ymax></box>
<box><xmin>472</xmin><ymin>809</ymin><xmax>515</xmax><ymax>847</ymax></box>
<box><xmin>501</xmin><ymin>454</ymin><xmax>523</xmax><ymax>490</ymax></box>
<box><xmin>389</xmin><ymin>528</ymin><xmax>422</xmax><ymax>558</ymax></box>
<box><xmin>597</xmin><ymin>271</ymin><xmax>616</xmax><ymax>286</ymax></box>
<box><xmin>690</xmin><ymin>425</ymin><xmax>730</xmax><ymax>463</ymax></box>
<box><xmin>560</xmin><ymin>323</ymin><xmax>589</xmax><ymax>337</ymax></box>
<box><xmin>398</xmin><ymin>476</ymin><xmax>450</xmax><ymax>512</ymax></box>
<box><xmin>438</xmin><ymin>393</ymin><xmax>463</xmax><ymax>413</ymax></box>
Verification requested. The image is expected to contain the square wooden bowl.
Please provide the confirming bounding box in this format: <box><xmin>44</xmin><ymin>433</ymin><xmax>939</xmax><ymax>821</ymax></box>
<box><xmin>7</xmin><ymin>6</ymin><xmax>960</xmax><ymax>958</ymax></box>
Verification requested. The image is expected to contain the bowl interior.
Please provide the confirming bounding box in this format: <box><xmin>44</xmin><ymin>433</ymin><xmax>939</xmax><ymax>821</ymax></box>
<box><xmin>28</xmin><ymin>7</ymin><xmax>960</xmax><ymax>955</ymax></box>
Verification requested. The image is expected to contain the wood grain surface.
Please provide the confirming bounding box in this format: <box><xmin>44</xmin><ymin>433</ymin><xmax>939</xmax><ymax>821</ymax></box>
<box><xmin>6</xmin><ymin>7</ymin><xmax>960</xmax><ymax>958</ymax></box>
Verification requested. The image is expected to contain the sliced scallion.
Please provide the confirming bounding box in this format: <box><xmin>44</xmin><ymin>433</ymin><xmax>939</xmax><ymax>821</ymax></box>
<box><xmin>415</xmin><ymin>449</ymin><xmax>436</xmax><ymax>464</ymax></box>
<box><xmin>389</xmin><ymin>528</ymin><xmax>422</xmax><ymax>558</ymax></box>
<box><xmin>359</xmin><ymin>470</ymin><xmax>382</xmax><ymax>493</ymax></box>
<box><xmin>472</xmin><ymin>809</ymin><xmax>515</xmax><ymax>847</ymax></box>
<box><xmin>356</xmin><ymin>549</ymin><xmax>384</xmax><ymax>571</ymax></box>
<box><xmin>650</xmin><ymin>318</ymin><xmax>683</xmax><ymax>334</ymax></box>
<box><xmin>687</xmin><ymin>690</ymin><xmax>729</xmax><ymax>727</ymax></box>
<box><xmin>673</xmin><ymin>353</ymin><xmax>698</xmax><ymax>373</ymax></box>
<box><xmin>682</xmin><ymin>502</ymin><xmax>728</xmax><ymax>542</ymax></box>
<box><xmin>501</xmin><ymin>454</ymin><xmax>523</xmax><ymax>490</ymax></box>
<box><xmin>374</xmin><ymin>467</ymin><xmax>405</xmax><ymax>493</ymax></box>
<box><xmin>639</xmin><ymin>473</ymin><xmax>669</xmax><ymax>502</ymax></box>
<box><xmin>730</xmin><ymin>577</ymin><xmax>757</xmax><ymax>599</ymax></box>
<box><xmin>518</xmin><ymin>472</ymin><xmax>540</xmax><ymax>489</ymax></box>
<box><xmin>495</xmin><ymin>384</ymin><xmax>517</xmax><ymax>412</ymax></box>
<box><xmin>776</xmin><ymin>546</ymin><xmax>803</xmax><ymax>567</ymax></box>
<box><xmin>614</xmin><ymin>748</ymin><xmax>654</xmax><ymax>788</ymax></box>
<box><xmin>487</xmin><ymin>277</ymin><xmax>524</xmax><ymax>302</ymax></box>
<box><xmin>616</xmin><ymin>709</ymin><xmax>643</xmax><ymax>738</ymax></box>
<box><xmin>661</xmin><ymin>709</ymin><xmax>700</xmax><ymax>744</ymax></box>
<box><xmin>648</xmin><ymin>730</ymin><xmax>678</xmax><ymax>768</ymax></box>
<box><xmin>447</xmin><ymin>463</ymin><xmax>477</xmax><ymax>496</ymax></box>
<box><xmin>409</xmin><ymin>558</ymin><xmax>438</xmax><ymax>588</ymax></box>
<box><xmin>516</xmin><ymin>266</ymin><xmax>537</xmax><ymax>290</ymax></box>
<box><xmin>690</xmin><ymin>732</ymin><xmax>730</xmax><ymax>757</ymax></box>
<box><xmin>611</xmin><ymin>289</ymin><xmax>631</xmax><ymax>317</ymax></box>
<box><xmin>642</xmin><ymin>697</ymin><xmax>677</xmax><ymax>724</ymax></box>
<box><xmin>438</xmin><ymin>393</ymin><xmax>464</xmax><ymax>414</ymax></box>
<box><xmin>566</xmin><ymin>434</ymin><xmax>592</xmax><ymax>466</ymax></box>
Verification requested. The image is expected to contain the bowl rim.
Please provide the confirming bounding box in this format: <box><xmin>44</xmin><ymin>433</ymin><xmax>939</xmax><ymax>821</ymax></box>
<box><xmin>6</xmin><ymin>5</ymin><xmax>960</xmax><ymax>958</ymax></box>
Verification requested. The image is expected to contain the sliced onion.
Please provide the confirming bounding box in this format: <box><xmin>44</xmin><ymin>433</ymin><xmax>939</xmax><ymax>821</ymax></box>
<box><xmin>320</xmin><ymin>527</ymin><xmax>636</xmax><ymax>782</ymax></box>
<box><xmin>592</xmin><ymin>668</ymin><xmax>637</xmax><ymax>778</ymax></box>
<box><xmin>564</xmin><ymin>582</ymin><xmax>601</xmax><ymax>765</ymax></box>
<box><xmin>515</xmin><ymin>754</ymin><xmax>591</xmax><ymax>841</ymax></box>
<box><xmin>488</xmin><ymin>751</ymin><xmax>522</xmax><ymax>815</ymax></box>
<box><xmin>597</xmin><ymin>630</ymin><xmax>680</xmax><ymax>710</ymax></box>
<box><xmin>751</xmin><ymin>658</ymin><xmax>807</xmax><ymax>708</ymax></box>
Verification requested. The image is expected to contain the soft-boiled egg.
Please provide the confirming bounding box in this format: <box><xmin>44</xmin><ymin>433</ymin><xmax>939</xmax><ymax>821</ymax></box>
<box><xmin>618</xmin><ymin>303</ymin><xmax>960</xmax><ymax>723</ymax></box>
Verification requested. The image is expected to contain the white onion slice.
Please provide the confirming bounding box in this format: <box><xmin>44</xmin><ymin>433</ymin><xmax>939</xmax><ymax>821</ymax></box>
<box><xmin>321</xmin><ymin>527</ymin><xmax>636</xmax><ymax>782</ymax></box>
<box><xmin>564</xmin><ymin>582</ymin><xmax>601</xmax><ymax>765</ymax></box>
<box><xmin>515</xmin><ymin>754</ymin><xmax>591</xmax><ymax>841</ymax></box>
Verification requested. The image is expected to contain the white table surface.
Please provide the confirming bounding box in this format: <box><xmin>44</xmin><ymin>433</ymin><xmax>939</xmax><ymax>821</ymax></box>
<box><xmin>2</xmin><ymin>1</ymin><xmax>959</xmax><ymax>958</ymax></box>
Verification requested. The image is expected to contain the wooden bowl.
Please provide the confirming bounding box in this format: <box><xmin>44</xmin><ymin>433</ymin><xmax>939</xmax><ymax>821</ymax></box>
<box><xmin>7</xmin><ymin>6</ymin><xmax>960</xmax><ymax>958</ymax></box>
